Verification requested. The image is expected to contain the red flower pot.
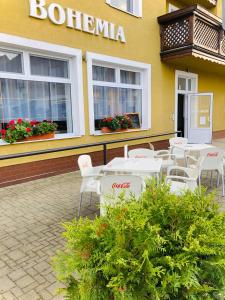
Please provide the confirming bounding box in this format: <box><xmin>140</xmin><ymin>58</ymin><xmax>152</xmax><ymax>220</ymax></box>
<box><xmin>101</xmin><ymin>127</ymin><xmax>112</xmax><ymax>133</ymax></box>
<box><xmin>24</xmin><ymin>132</ymin><xmax>55</xmax><ymax>141</ymax></box>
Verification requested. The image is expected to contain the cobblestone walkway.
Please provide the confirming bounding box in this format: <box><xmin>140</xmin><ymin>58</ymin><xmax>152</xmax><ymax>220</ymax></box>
<box><xmin>0</xmin><ymin>172</ymin><xmax>98</xmax><ymax>300</ymax></box>
<box><xmin>0</xmin><ymin>144</ymin><xmax>225</xmax><ymax>299</ymax></box>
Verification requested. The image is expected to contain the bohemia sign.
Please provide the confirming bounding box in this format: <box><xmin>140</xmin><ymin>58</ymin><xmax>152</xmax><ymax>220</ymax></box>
<box><xmin>29</xmin><ymin>0</ymin><xmax>126</xmax><ymax>43</ymax></box>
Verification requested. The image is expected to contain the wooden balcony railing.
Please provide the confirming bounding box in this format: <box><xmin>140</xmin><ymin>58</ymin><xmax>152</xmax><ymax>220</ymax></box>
<box><xmin>158</xmin><ymin>5</ymin><xmax>225</xmax><ymax>65</ymax></box>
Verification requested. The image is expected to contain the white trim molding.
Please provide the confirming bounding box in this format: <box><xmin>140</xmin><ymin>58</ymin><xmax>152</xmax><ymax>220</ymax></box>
<box><xmin>0</xmin><ymin>33</ymin><xmax>85</xmax><ymax>138</ymax></box>
<box><xmin>175</xmin><ymin>70</ymin><xmax>198</xmax><ymax>136</ymax></box>
<box><xmin>87</xmin><ymin>52</ymin><xmax>151</xmax><ymax>135</ymax></box>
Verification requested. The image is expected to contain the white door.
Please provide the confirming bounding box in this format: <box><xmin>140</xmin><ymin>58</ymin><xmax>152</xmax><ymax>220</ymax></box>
<box><xmin>187</xmin><ymin>93</ymin><xmax>213</xmax><ymax>144</ymax></box>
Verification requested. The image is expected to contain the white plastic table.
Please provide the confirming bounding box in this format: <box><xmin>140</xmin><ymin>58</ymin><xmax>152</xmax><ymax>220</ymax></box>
<box><xmin>173</xmin><ymin>143</ymin><xmax>215</xmax><ymax>164</ymax></box>
<box><xmin>103</xmin><ymin>157</ymin><xmax>162</xmax><ymax>181</ymax></box>
<box><xmin>174</xmin><ymin>143</ymin><xmax>214</xmax><ymax>152</ymax></box>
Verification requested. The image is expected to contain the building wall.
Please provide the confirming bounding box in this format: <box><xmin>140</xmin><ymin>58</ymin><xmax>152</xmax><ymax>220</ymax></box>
<box><xmin>0</xmin><ymin>0</ymin><xmax>224</xmax><ymax>173</ymax></box>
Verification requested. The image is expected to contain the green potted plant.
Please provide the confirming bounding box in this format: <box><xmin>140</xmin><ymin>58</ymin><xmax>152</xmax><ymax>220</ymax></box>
<box><xmin>28</xmin><ymin>120</ymin><xmax>57</xmax><ymax>141</ymax></box>
<box><xmin>100</xmin><ymin>117</ymin><xmax>121</xmax><ymax>133</ymax></box>
<box><xmin>53</xmin><ymin>181</ymin><xmax>225</xmax><ymax>300</ymax></box>
<box><xmin>115</xmin><ymin>115</ymin><xmax>133</xmax><ymax>130</ymax></box>
<box><xmin>1</xmin><ymin>119</ymin><xmax>57</xmax><ymax>143</ymax></box>
<box><xmin>100</xmin><ymin>115</ymin><xmax>133</xmax><ymax>133</ymax></box>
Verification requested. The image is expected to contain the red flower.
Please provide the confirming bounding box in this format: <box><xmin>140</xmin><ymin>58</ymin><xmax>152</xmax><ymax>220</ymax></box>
<box><xmin>10</xmin><ymin>126</ymin><xmax>16</xmax><ymax>130</ymax></box>
<box><xmin>17</xmin><ymin>118</ymin><xmax>23</xmax><ymax>124</ymax></box>
<box><xmin>30</xmin><ymin>120</ymin><xmax>38</xmax><ymax>126</ymax></box>
<box><xmin>9</xmin><ymin>120</ymin><xmax>15</xmax><ymax>125</ymax></box>
<box><xmin>1</xmin><ymin>129</ymin><xmax>6</xmax><ymax>135</ymax></box>
<box><xmin>26</xmin><ymin>127</ymin><xmax>31</xmax><ymax>133</ymax></box>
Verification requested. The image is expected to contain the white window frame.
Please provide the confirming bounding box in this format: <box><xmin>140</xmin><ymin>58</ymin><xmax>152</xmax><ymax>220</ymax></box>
<box><xmin>87</xmin><ymin>52</ymin><xmax>151</xmax><ymax>135</ymax></box>
<box><xmin>168</xmin><ymin>3</ymin><xmax>179</xmax><ymax>13</ymax></box>
<box><xmin>106</xmin><ymin>0</ymin><xmax>142</xmax><ymax>17</ymax></box>
<box><xmin>0</xmin><ymin>33</ymin><xmax>84</xmax><ymax>142</ymax></box>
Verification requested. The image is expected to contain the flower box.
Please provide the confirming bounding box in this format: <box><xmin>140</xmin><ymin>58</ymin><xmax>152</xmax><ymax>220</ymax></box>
<box><xmin>100</xmin><ymin>115</ymin><xmax>134</xmax><ymax>133</ymax></box>
<box><xmin>1</xmin><ymin>119</ymin><xmax>57</xmax><ymax>144</ymax></box>
<box><xmin>23</xmin><ymin>132</ymin><xmax>55</xmax><ymax>141</ymax></box>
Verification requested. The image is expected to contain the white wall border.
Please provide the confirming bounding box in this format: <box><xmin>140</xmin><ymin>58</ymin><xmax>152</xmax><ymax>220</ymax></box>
<box><xmin>86</xmin><ymin>51</ymin><xmax>151</xmax><ymax>135</ymax></box>
<box><xmin>0</xmin><ymin>33</ymin><xmax>85</xmax><ymax>137</ymax></box>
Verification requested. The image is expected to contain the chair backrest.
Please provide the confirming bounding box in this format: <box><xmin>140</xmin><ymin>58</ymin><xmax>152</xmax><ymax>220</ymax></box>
<box><xmin>169</xmin><ymin>137</ymin><xmax>188</xmax><ymax>146</ymax></box>
<box><xmin>78</xmin><ymin>155</ymin><xmax>92</xmax><ymax>176</ymax></box>
<box><xmin>167</xmin><ymin>167</ymin><xmax>198</xmax><ymax>192</ymax></box>
<box><xmin>100</xmin><ymin>175</ymin><xmax>143</xmax><ymax>215</ymax></box>
<box><xmin>199</xmin><ymin>147</ymin><xmax>224</xmax><ymax>171</ymax></box>
<box><xmin>128</xmin><ymin>148</ymin><xmax>154</xmax><ymax>158</ymax></box>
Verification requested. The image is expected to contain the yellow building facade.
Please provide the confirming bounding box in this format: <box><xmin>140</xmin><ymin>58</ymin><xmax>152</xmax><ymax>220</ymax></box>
<box><xmin>0</xmin><ymin>0</ymin><xmax>224</xmax><ymax>184</ymax></box>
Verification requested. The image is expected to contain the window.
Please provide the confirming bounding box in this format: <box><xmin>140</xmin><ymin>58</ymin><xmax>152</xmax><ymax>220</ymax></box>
<box><xmin>106</xmin><ymin>0</ymin><xmax>142</xmax><ymax>17</ymax></box>
<box><xmin>87</xmin><ymin>52</ymin><xmax>151</xmax><ymax>134</ymax></box>
<box><xmin>0</xmin><ymin>38</ymin><xmax>84</xmax><ymax>139</ymax></box>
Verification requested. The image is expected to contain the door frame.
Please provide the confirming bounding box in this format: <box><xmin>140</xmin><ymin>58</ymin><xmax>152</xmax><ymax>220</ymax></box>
<box><xmin>175</xmin><ymin>70</ymin><xmax>198</xmax><ymax>135</ymax></box>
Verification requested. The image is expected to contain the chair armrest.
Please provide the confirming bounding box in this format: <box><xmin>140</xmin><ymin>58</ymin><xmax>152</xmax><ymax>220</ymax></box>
<box><xmin>155</xmin><ymin>150</ymin><xmax>169</xmax><ymax>155</ymax></box>
<box><xmin>186</xmin><ymin>155</ymin><xmax>198</xmax><ymax>163</ymax></box>
<box><xmin>92</xmin><ymin>165</ymin><xmax>105</xmax><ymax>173</ymax></box>
<box><xmin>167</xmin><ymin>166</ymin><xmax>198</xmax><ymax>179</ymax></box>
<box><xmin>166</xmin><ymin>175</ymin><xmax>196</xmax><ymax>182</ymax></box>
<box><xmin>167</xmin><ymin>166</ymin><xmax>190</xmax><ymax>174</ymax></box>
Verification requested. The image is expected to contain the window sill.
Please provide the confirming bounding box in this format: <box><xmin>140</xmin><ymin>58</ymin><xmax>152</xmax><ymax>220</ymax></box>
<box><xmin>93</xmin><ymin>128</ymin><xmax>149</xmax><ymax>136</ymax></box>
<box><xmin>0</xmin><ymin>133</ymin><xmax>82</xmax><ymax>146</ymax></box>
<box><xmin>106</xmin><ymin>3</ymin><xmax>141</xmax><ymax>18</ymax></box>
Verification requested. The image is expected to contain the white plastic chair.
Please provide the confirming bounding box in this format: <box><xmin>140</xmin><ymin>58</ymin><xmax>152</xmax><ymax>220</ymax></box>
<box><xmin>100</xmin><ymin>175</ymin><xmax>143</xmax><ymax>215</ymax></box>
<box><xmin>128</xmin><ymin>148</ymin><xmax>155</xmax><ymax>158</ymax></box>
<box><xmin>169</xmin><ymin>137</ymin><xmax>188</xmax><ymax>162</ymax></box>
<box><xmin>77</xmin><ymin>155</ymin><xmax>104</xmax><ymax>217</ymax></box>
<box><xmin>154</xmin><ymin>150</ymin><xmax>176</xmax><ymax>172</ymax></box>
<box><xmin>166</xmin><ymin>166</ymin><xmax>198</xmax><ymax>195</ymax></box>
<box><xmin>187</xmin><ymin>147</ymin><xmax>225</xmax><ymax>196</ymax></box>
<box><xmin>149</xmin><ymin>143</ymin><xmax>155</xmax><ymax>151</ymax></box>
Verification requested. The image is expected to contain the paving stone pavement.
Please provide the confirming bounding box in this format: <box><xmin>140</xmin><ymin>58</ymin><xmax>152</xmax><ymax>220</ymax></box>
<box><xmin>0</xmin><ymin>172</ymin><xmax>99</xmax><ymax>300</ymax></box>
<box><xmin>0</xmin><ymin>143</ymin><xmax>225</xmax><ymax>299</ymax></box>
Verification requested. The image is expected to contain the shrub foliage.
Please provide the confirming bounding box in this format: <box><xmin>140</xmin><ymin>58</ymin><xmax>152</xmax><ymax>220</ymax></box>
<box><xmin>53</xmin><ymin>181</ymin><xmax>225</xmax><ymax>300</ymax></box>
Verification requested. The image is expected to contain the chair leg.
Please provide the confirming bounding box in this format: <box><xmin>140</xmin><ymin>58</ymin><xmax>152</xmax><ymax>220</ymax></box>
<box><xmin>222</xmin><ymin>173</ymin><xmax>225</xmax><ymax>197</ymax></box>
<box><xmin>78</xmin><ymin>193</ymin><xmax>83</xmax><ymax>217</ymax></box>
<box><xmin>89</xmin><ymin>192</ymin><xmax>93</xmax><ymax>206</ymax></box>
<box><xmin>217</xmin><ymin>171</ymin><xmax>220</xmax><ymax>187</ymax></box>
<box><xmin>198</xmin><ymin>175</ymin><xmax>201</xmax><ymax>194</ymax></box>
<box><xmin>210</xmin><ymin>171</ymin><xmax>213</xmax><ymax>188</ymax></box>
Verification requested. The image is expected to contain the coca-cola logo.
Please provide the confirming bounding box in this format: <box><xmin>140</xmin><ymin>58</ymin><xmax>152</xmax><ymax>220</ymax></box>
<box><xmin>112</xmin><ymin>182</ymin><xmax>131</xmax><ymax>189</ymax></box>
<box><xmin>207</xmin><ymin>152</ymin><xmax>218</xmax><ymax>157</ymax></box>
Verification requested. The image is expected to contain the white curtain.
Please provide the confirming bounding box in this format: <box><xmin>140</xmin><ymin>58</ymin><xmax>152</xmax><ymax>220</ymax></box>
<box><xmin>93</xmin><ymin>65</ymin><xmax>142</xmax><ymax>124</ymax></box>
<box><xmin>0</xmin><ymin>79</ymin><xmax>72</xmax><ymax>133</ymax></box>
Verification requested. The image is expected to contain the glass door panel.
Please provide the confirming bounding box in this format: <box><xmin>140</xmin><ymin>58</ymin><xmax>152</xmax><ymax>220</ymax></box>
<box><xmin>188</xmin><ymin>93</ymin><xmax>213</xmax><ymax>144</ymax></box>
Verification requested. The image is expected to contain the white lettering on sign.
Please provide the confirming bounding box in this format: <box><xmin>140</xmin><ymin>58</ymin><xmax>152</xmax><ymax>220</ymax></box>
<box><xmin>29</xmin><ymin>0</ymin><xmax>126</xmax><ymax>43</ymax></box>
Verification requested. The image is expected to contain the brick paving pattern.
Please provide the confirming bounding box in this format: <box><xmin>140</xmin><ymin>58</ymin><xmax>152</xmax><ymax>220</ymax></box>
<box><xmin>0</xmin><ymin>172</ymin><xmax>99</xmax><ymax>300</ymax></box>
<box><xmin>0</xmin><ymin>139</ymin><xmax>225</xmax><ymax>299</ymax></box>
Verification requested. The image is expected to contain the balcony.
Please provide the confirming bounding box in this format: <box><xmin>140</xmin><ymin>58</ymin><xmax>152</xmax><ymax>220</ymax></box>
<box><xmin>158</xmin><ymin>5</ymin><xmax>225</xmax><ymax>67</ymax></box>
<box><xmin>179</xmin><ymin>0</ymin><xmax>217</xmax><ymax>8</ymax></box>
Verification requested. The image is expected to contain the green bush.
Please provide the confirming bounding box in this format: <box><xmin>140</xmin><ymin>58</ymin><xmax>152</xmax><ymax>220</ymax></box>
<box><xmin>53</xmin><ymin>181</ymin><xmax>225</xmax><ymax>300</ymax></box>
